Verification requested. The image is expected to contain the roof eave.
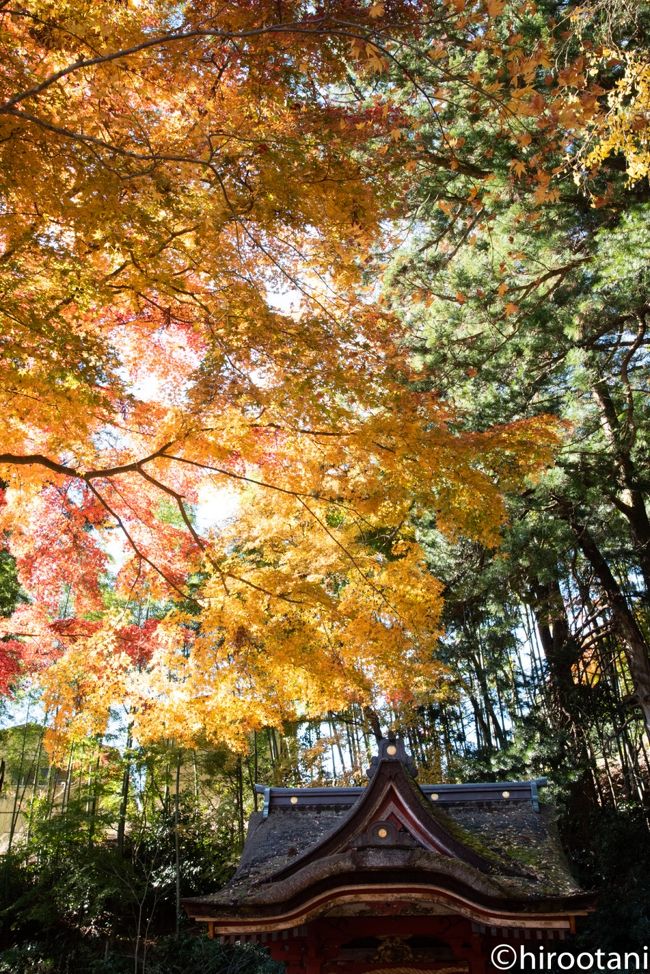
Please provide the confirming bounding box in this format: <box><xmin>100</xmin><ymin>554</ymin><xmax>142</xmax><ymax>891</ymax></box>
<box><xmin>183</xmin><ymin>880</ymin><xmax>596</xmax><ymax>933</ymax></box>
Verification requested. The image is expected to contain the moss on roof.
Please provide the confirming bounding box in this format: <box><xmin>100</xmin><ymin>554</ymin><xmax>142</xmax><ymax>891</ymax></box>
<box><xmin>188</xmin><ymin>787</ymin><xmax>583</xmax><ymax>914</ymax></box>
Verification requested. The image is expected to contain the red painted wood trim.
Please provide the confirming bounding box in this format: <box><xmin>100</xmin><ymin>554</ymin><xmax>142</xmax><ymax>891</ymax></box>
<box><xmin>189</xmin><ymin>883</ymin><xmax>588</xmax><ymax>933</ymax></box>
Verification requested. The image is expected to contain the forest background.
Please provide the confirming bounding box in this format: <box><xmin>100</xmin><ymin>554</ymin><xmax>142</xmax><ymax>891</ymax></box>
<box><xmin>0</xmin><ymin>0</ymin><xmax>648</xmax><ymax>971</ymax></box>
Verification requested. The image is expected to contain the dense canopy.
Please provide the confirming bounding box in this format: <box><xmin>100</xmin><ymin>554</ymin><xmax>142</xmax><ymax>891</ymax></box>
<box><xmin>0</xmin><ymin>0</ymin><xmax>575</xmax><ymax>747</ymax></box>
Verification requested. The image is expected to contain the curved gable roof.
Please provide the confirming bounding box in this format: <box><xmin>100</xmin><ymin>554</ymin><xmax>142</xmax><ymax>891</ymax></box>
<box><xmin>184</xmin><ymin>738</ymin><xmax>593</xmax><ymax>931</ymax></box>
<box><xmin>267</xmin><ymin>753</ymin><xmax>521</xmax><ymax>882</ymax></box>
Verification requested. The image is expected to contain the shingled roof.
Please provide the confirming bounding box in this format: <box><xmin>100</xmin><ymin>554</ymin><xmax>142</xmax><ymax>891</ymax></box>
<box><xmin>184</xmin><ymin>737</ymin><xmax>593</xmax><ymax>933</ymax></box>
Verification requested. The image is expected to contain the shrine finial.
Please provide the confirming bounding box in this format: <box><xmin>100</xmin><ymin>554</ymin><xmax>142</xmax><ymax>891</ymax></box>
<box><xmin>366</xmin><ymin>734</ymin><xmax>418</xmax><ymax>779</ymax></box>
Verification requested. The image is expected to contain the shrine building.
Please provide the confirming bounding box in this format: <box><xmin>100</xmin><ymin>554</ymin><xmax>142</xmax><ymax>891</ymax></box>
<box><xmin>184</xmin><ymin>737</ymin><xmax>594</xmax><ymax>973</ymax></box>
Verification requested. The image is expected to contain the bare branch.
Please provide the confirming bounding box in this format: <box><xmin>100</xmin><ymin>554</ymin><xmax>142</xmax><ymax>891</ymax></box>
<box><xmin>84</xmin><ymin>480</ymin><xmax>195</xmax><ymax>604</ymax></box>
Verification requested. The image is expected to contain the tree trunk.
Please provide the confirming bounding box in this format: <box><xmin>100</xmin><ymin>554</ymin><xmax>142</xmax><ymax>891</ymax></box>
<box><xmin>117</xmin><ymin>729</ymin><xmax>133</xmax><ymax>857</ymax></box>
<box><xmin>528</xmin><ymin>577</ymin><xmax>600</xmax><ymax>814</ymax></box>
<box><xmin>236</xmin><ymin>756</ymin><xmax>245</xmax><ymax>847</ymax></box>
<box><xmin>174</xmin><ymin>752</ymin><xmax>181</xmax><ymax>939</ymax></box>
<box><xmin>567</xmin><ymin>514</ymin><xmax>650</xmax><ymax>733</ymax></box>
<box><xmin>467</xmin><ymin>650</ymin><xmax>508</xmax><ymax>749</ymax></box>
<box><xmin>590</xmin><ymin>370</ymin><xmax>650</xmax><ymax>594</ymax></box>
<box><xmin>363</xmin><ymin>706</ymin><xmax>383</xmax><ymax>743</ymax></box>
<box><xmin>26</xmin><ymin>724</ymin><xmax>46</xmax><ymax>846</ymax></box>
<box><xmin>530</xmin><ymin>578</ymin><xmax>584</xmax><ymax>720</ymax></box>
<box><xmin>7</xmin><ymin>716</ymin><xmax>31</xmax><ymax>853</ymax></box>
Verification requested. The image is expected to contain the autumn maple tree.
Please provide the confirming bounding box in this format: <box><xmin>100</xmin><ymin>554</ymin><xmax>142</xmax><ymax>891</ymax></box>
<box><xmin>7</xmin><ymin>0</ymin><xmax>630</xmax><ymax>751</ymax></box>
